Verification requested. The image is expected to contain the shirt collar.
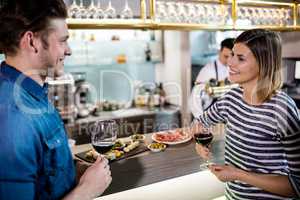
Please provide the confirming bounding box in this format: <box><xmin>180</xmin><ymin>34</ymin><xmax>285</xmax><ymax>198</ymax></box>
<box><xmin>0</xmin><ymin>61</ymin><xmax>48</xmax><ymax>100</ymax></box>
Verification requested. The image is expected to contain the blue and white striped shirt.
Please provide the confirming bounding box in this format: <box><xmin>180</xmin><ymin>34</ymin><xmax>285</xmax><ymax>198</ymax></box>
<box><xmin>198</xmin><ymin>87</ymin><xmax>300</xmax><ymax>200</ymax></box>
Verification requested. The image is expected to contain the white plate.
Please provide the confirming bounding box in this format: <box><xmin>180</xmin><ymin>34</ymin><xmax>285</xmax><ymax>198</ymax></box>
<box><xmin>152</xmin><ymin>131</ymin><xmax>192</xmax><ymax>145</ymax></box>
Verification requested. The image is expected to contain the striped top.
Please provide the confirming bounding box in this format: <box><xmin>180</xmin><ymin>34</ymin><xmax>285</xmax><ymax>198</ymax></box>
<box><xmin>198</xmin><ymin>87</ymin><xmax>300</xmax><ymax>200</ymax></box>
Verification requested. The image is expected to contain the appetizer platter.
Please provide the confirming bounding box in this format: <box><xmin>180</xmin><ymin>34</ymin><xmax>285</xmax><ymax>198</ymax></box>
<box><xmin>152</xmin><ymin>129</ymin><xmax>192</xmax><ymax>145</ymax></box>
<box><xmin>75</xmin><ymin>138</ymin><xmax>148</xmax><ymax>163</ymax></box>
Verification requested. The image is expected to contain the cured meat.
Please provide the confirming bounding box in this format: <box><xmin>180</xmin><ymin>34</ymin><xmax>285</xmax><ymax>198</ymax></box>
<box><xmin>154</xmin><ymin>130</ymin><xmax>188</xmax><ymax>142</ymax></box>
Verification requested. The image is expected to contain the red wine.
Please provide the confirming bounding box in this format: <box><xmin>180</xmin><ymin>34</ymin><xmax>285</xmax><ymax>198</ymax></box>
<box><xmin>92</xmin><ymin>142</ymin><xmax>114</xmax><ymax>154</ymax></box>
<box><xmin>194</xmin><ymin>133</ymin><xmax>213</xmax><ymax>146</ymax></box>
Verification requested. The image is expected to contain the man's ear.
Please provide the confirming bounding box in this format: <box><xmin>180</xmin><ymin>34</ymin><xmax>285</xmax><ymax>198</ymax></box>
<box><xmin>20</xmin><ymin>31</ymin><xmax>39</xmax><ymax>53</ymax></box>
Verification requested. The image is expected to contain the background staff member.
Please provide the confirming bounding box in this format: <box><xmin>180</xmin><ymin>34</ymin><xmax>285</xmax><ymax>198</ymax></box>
<box><xmin>195</xmin><ymin>38</ymin><xmax>235</xmax><ymax>84</ymax></box>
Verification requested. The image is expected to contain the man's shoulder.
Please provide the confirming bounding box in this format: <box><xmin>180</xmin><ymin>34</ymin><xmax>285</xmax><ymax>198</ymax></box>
<box><xmin>199</xmin><ymin>62</ymin><xmax>215</xmax><ymax>73</ymax></box>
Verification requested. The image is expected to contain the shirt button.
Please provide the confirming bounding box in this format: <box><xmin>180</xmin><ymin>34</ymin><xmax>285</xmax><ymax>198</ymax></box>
<box><xmin>56</xmin><ymin>139</ymin><xmax>60</xmax><ymax>143</ymax></box>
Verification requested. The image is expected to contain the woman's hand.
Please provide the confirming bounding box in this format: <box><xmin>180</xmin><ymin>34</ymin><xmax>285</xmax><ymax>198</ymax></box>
<box><xmin>209</xmin><ymin>164</ymin><xmax>243</xmax><ymax>182</ymax></box>
<box><xmin>195</xmin><ymin>143</ymin><xmax>210</xmax><ymax>160</ymax></box>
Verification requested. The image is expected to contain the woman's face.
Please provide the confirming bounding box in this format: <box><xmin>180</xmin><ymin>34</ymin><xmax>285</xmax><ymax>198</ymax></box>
<box><xmin>227</xmin><ymin>43</ymin><xmax>259</xmax><ymax>87</ymax></box>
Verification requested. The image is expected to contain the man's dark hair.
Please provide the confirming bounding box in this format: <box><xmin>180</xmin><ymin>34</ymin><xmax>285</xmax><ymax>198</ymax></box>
<box><xmin>220</xmin><ymin>38</ymin><xmax>235</xmax><ymax>50</ymax></box>
<box><xmin>0</xmin><ymin>0</ymin><xmax>68</xmax><ymax>56</ymax></box>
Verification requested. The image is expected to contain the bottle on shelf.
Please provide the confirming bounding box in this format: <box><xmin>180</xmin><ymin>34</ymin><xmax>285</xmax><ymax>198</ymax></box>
<box><xmin>145</xmin><ymin>43</ymin><xmax>152</xmax><ymax>62</ymax></box>
<box><xmin>158</xmin><ymin>82</ymin><xmax>166</xmax><ymax>107</ymax></box>
<box><xmin>153</xmin><ymin>83</ymin><xmax>160</xmax><ymax>107</ymax></box>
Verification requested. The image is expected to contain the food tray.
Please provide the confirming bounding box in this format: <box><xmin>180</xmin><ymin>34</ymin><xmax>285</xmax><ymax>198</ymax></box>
<box><xmin>75</xmin><ymin>144</ymin><xmax>149</xmax><ymax>163</ymax></box>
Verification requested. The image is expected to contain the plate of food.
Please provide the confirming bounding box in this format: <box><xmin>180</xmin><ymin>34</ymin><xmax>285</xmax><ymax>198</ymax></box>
<box><xmin>152</xmin><ymin>129</ymin><xmax>192</xmax><ymax>145</ymax></box>
<box><xmin>76</xmin><ymin>140</ymin><xmax>148</xmax><ymax>163</ymax></box>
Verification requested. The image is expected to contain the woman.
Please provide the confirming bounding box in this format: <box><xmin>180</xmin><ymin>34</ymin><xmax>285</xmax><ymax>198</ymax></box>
<box><xmin>193</xmin><ymin>29</ymin><xmax>300</xmax><ymax>199</ymax></box>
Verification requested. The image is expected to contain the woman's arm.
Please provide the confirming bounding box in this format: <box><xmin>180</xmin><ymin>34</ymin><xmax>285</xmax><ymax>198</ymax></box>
<box><xmin>238</xmin><ymin>169</ymin><xmax>295</xmax><ymax>197</ymax></box>
<box><xmin>209</xmin><ymin>164</ymin><xmax>296</xmax><ymax>198</ymax></box>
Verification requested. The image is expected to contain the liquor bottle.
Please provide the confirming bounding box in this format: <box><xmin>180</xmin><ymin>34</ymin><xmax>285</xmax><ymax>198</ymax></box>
<box><xmin>145</xmin><ymin>43</ymin><xmax>152</xmax><ymax>62</ymax></box>
<box><xmin>158</xmin><ymin>83</ymin><xmax>166</xmax><ymax>107</ymax></box>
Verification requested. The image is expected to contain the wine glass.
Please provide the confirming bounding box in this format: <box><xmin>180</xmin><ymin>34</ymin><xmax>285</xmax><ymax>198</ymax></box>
<box><xmin>166</xmin><ymin>1</ymin><xmax>177</xmax><ymax>23</ymax></box>
<box><xmin>87</xmin><ymin>0</ymin><xmax>97</xmax><ymax>19</ymax></box>
<box><xmin>195</xmin><ymin>4</ymin><xmax>205</xmax><ymax>24</ymax></box>
<box><xmin>187</xmin><ymin>3</ymin><xmax>196</xmax><ymax>23</ymax></box>
<box><xmin>104</xmin><ymin>0</ymin><xmax>116</xmax><ymax>19</ymax></box>
<box><xmin>91</xmin><ymin>120</ymin><xmax>118</xmax><ymax>154</ymax></box>
<box><xmin>121</xmin><ymin>0</ymin><xmax>133</xmax><ymax>19</ymax></box>
<box><xmin>95</xmin><ymin>0</ymin><xmax>104</xmax><ymax>19</ymax></box>
<box><xmin>194</xmin><ymin>127</ymin><xmax>214</xmax><ymax>170</ymax></box>
<box><xmin>283</xmin><ymin>9</ymin><xmax>291</xmax><ymax>25</ymax></box>
<box><xmin>177</xmin><ymin>2</ymin><xmax>188</xmax><ymax>23</ymax></box>
<box><xmin>78</xmin><ymin>0</ymin><xmax>87</xmax><ymax>19</ymax></box>
<box><xmin>68</xmin><ymin>0</ymin><xmax>80</xmax><ymax>18</ymax></box>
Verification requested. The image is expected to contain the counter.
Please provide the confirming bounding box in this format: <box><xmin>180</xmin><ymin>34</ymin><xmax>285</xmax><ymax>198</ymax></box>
<box><xmin>95</xmin><ymin>170</ymin><xmax>225</xmax><ymax>200</ymax></box>
<box><xmin>72</xmin><ymin>129</ymin><xmax>225</xmax><ymax>198</ymax></box>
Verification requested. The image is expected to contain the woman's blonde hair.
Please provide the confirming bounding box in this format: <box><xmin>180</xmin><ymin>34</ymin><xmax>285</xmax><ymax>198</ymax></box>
<box><xmin>235</xmin><ymin>29</ymin><xmax>282</xmax><ymax>102</ymax></box>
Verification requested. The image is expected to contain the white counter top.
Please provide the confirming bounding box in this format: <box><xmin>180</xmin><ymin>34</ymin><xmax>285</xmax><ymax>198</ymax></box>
<box><xmin>96</xmin><ymin>170</ymin><xmax>225</xmax><ymax>200</ymax></box>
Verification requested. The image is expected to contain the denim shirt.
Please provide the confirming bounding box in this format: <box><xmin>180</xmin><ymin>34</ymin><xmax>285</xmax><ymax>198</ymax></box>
<box><xmin>0</xmin><ymin>62</ymin><xmax>76</xmax><ymax>200</ymax></box>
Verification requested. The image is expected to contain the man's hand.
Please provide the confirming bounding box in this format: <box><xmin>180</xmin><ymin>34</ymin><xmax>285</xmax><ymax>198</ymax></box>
<box><xmin>64</xmin><ymin>156</ymin><xmax>112</xmax><ymax>200</ymax></box>
<box><xmin>209</xmin><ymin>164</ymin><xmax>242</xmax><ymax>182</ymax></box>
<box><xmin>79</xmin><ymin>156</ymin><xmax>112</xmax><ymax>197</ymax></box>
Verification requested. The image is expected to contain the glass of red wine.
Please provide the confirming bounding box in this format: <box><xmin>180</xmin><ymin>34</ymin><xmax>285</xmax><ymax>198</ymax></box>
<box><xmin>194</xmin><ymin>128</ymin><xmax>214</xmax><ymax>170</ymax></box>
<box><xmin>91</xmin><ymin>120</ymin><xmax>118</xmax><ymax>154</ymax></box>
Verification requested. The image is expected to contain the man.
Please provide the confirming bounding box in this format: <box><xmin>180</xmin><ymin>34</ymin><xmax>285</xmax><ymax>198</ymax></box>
<box><xmin>190</xmin><ymin>38</ymin><xmax>234</xmax><ymax>117</ymax></box>
<box><xmin>195</xmin><ymin>38</ymin><xmax>235</xmax><ymax>84</ymax></box>
<box><xmin>0</xmin><ymin>0</ymin><xmax>111</xmax><ymax>199</ymax></box>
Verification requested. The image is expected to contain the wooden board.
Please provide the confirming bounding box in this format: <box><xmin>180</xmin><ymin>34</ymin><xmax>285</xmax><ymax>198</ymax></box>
<box><xmin>75</xmin><ymin>144</ymin><xmax>149</xmax><ymax>163</ymax></box>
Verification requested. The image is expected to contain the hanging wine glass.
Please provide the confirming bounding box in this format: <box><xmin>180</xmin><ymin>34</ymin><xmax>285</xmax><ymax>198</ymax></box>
<box><xmin>68</xmin><ymin>0</ymin><xmax>80</xmax><ymax>18</ymax></box>
<box><xmin>78</xmin><ymin>0</ymin><xmax>87</xmax><ymax>19</ymax></box>
<box><xmin>87</xmin><ymin>0</ymin><xmax>97</xmax><ymax>19</ymax></box>
<box><xmin>187</xmin><ymin>3</ymin><xmax>196</xmax><ymax>23</ymax></box>
<box><xmin>120</xmin><ymin>0</ymin><xmax>133</xmax><ymax>19</ymax></box>
<box><xmin>195</xmin><ymin>4</ymin><xmax>205</xmax><ymax>24</ymax></box>
<box><xmin>166</xmin><ymin>2</ymin><xmax>177</xmax><ymax>23</ymax></box>
<box><xmin>104</xmin><ymin>0</ymin><xmax>116</xmax><ymax>19</ymax></box>
<box><xmin>257</xmin><ymin>8</ymin><xmax>264</xmax><ymax>25</ymax></box>
<box><xmin>156</xmin><ymin>1</ymin><xmax>167</xmax><ymax>22</ymax></box>
<box><xmin>283</xmin><ymin>9</ymin><xmax>291</xmax><ymax>25</ymax></box>
<box><xmin>177</xmin><ymin>2</ymin><xmax>188</xmax><ymax>23</ymax></box>
<box><xmin>247</xmin><ymin>7</ymin><xmax>254</xmax><ymax>25</ymax></box>
<box><xmin>274</xmin><ymin>8</ymin><xmax>281</xmax><ymax>26</ymax></box>
<box><xmin>95</xmin><ymin>0</ymin><xmax>104</xmax><ymax>19</ymax></box>
<box><xmin>206</xmin><ymin>5</ymin><xmax>214</xmax><ymax>24</ymax></box>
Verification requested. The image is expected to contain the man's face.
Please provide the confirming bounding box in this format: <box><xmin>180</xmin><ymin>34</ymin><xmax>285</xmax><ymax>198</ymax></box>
<box><xmin>40</xmin><ymin>19</ymin><xmax>71</xmax><ymax>77</ymax></box>
<box><xmin>219</xmin><ymin>47</ymin><xmax>232</xmax><ymax>66</ymax></box>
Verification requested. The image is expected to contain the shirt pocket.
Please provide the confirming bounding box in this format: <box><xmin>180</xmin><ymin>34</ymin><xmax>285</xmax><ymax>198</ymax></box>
<box><xmin>43</xmin><ymin>126</ymin><xmax>71</xmax><ymax>198</ymax></box>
